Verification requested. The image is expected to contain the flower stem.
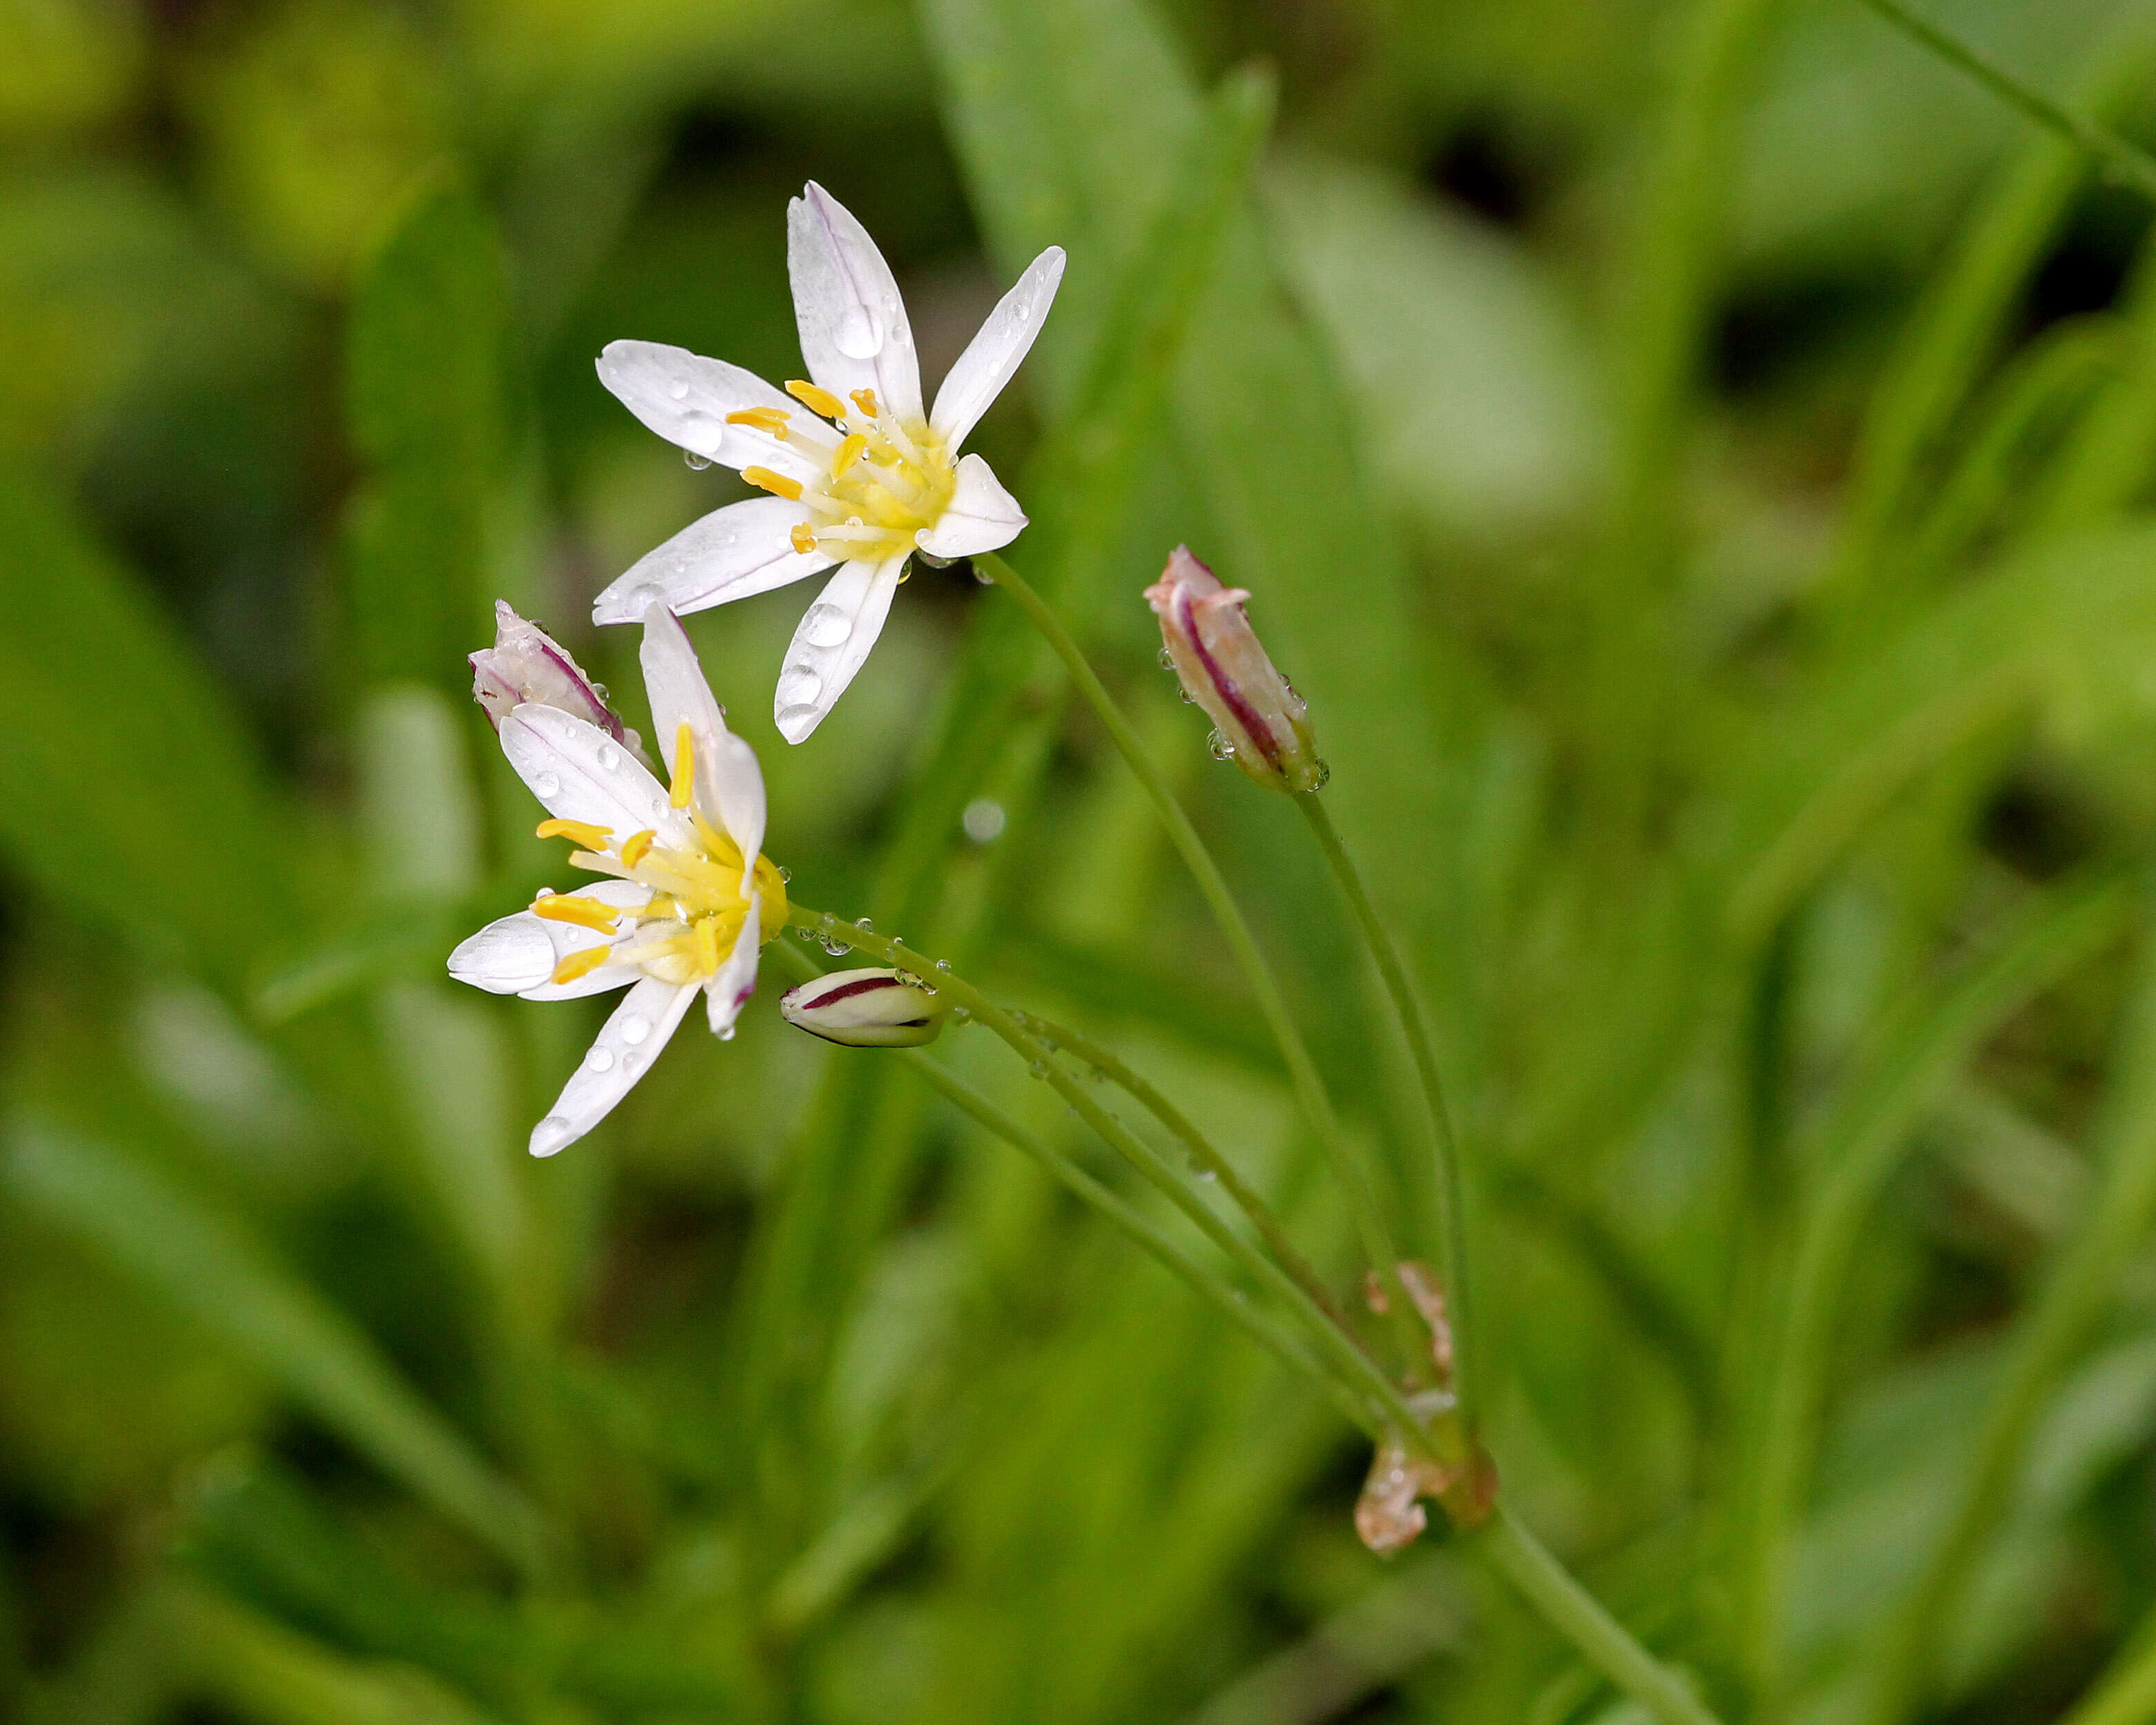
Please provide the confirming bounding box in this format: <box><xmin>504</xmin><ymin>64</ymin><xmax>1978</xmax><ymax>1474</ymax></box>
<box><xmin>1295</xmin><ymin>791</ymin><xmax>1477</xmax><ymax>1427</ymax></box>
<box><xmin>1017</xmin><ymin>1012</ymin><xmax>1347</xmax><ymax>1328</ymax></box>
<box><xmin>972</xmin><ymin>550</ymin><xmax>1431</xmax><ymax>1394</ymax></box>
<box><xmin>782</xmin><ymin>905</ymin><xmax>1434</xmax><ymax>1444</ymax></box>
<box><xmin>1478</xmin><ymin>1507</ymin><xmax>1725</xmax><ymax>1725</ymax></box>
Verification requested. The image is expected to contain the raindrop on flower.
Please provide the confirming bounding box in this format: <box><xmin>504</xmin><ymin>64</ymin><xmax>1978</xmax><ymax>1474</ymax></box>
<box><xmin>719</xmin><ymin>1025</ymin><xmax>737</xmax><ymax>1041</ymax></box>
<box><xmin>854</xmin><ymin>916</ymin><xmax>875</xmax><ymax>933</ymax></box>
<box><xmin>1157</xmin><ymin>647</ymin><xmax>1175</xmax><ymax>670</ymax></box>
<box><xmin>777</xmin><ymin>703</ymin><xmax>821</xmax><ymax>733</ymax></box>
<box><xmin>620</xmin><ymin>1017</ymin><xmax>650</xmax><ymax>1046</ymax></box>
<box><xmin>1311</xmin><ymin>759</ymin><xmax>1332</xmax><ymax>787</ymax></box>
<box><xmin>777</xmin><ymin>865</ymin><xmax>792</xmax><ymax>883</ymax></box>
<box><xmin>684</xmin><ymin>451</ymin><xmax>714</xmax><ymax>471</ymax></box>
<box><xmin>532</xmin><ymin>771</ymin><xmax>560</xmax><ymax>797</ymax></box>
<box><xmin>595</xmin><ymin>744</ymin><xmax>620</xmax><ymax>771</ymax></box>
<box><xmin>777</xmin><ymin>666</ymin><xmax>824</xmax><ymax>705</ymax></box>
<box><xmin>934</xmin><ymin>959</ymin><xmax>953</xmax><ymax>974</ymax></box>
<box><xmin>820</xmin><ymin>933</ymin><xmax>851</xmax><ymax>956</ymax></box>
<box><xmin>668</xmin><ymin>380</ymin><xmax>690</xmax><ymax>400</ymax></box>
<box><xmin>802</xmin><ymin>603</ymin><xmax>851</xmax><ymax>648</ymax></box>
<box><xmin>587</xmin><ymin>1047</ymin><xmax>616</xmax><ymax>1073</ymax></box>
<box><xmin>835</xmin><ymin>303</ymin><xmax>884</xmax><ymax>358</ymax></box>
<box><xmin>1207</xmin><ymin>730</ymin><xmax>1236</xmax><ymax>762</ymax></box>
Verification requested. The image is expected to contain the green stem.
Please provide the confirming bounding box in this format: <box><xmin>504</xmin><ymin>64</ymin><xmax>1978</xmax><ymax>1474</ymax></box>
<box><xmin>1857</xmin><ymin>0</ymin><xmax>2156</xmax><ymax>201</ymax></box>
<box><xmin>1019</xmin><ymin>1013</ymin><xmax>1348</xmax><ymax>1328</ymax></box>
<box><xmin>776</xmin><ymin>927</ymin><xmax>1726</xmax><ymax>1725</ymax></box>
<box><xmin>974</xmin><ymin>549</ymin><xmax>1430</xmax><ymax>1391</ymax></box>
<box><xmin>783</xmin><ymin>905</ymin><xmax>1434</xmax><ymax>1445</ymax></box>
<box><xmin>1477</xmin><ymin>1507</ymin><xmax>1725</xmax><ymax>1725</ymax></box>
<box><xmin>1296</xmin><ymin>792</ymin><xmax>1477</xmax><ymax>1427</ymax></box>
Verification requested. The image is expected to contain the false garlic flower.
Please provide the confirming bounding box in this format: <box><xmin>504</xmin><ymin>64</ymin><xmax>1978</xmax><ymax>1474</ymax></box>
<box><xmin>449</xmin><ymin>604</ymin><xmax>786</xmax><ymax>1157</ymax></box>
<box><xmin>470</xmin><ymin>599</ymin><xmax>642</xmax><ymax>756</ymax></box>
<box><xmin>779</xmin><ymin>967</ymin><xmax>947</xmax><ymax>1047</ymax></box>
<box><xmin>592</xmin><ymin>182</ymin><xmax>1066</xmax><ymax>743</ymax></box>
<box><xmin>1145</xmin><ymin>546</ymin><xmax>1324</xmax><ymax>795</ymax></box>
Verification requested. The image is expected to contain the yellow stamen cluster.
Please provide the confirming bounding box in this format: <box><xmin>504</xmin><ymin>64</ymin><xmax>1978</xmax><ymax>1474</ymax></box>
<box><xmin>528</xmin><ymin>765</ymin><xmax>788</xmax><ymax>990</ymax></box>
<box><xmin>743</xmin><ymin>379</ymin><xmax>956</xmax><ymax>564</ymax></box>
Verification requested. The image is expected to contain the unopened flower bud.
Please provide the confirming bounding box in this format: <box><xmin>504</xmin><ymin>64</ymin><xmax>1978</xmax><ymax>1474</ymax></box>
<box><xmin>471</xmin><ymin>601</ymin><xmax>640</xmax><ymax>751</ymax></box>
<box><xmin>779</xmin><ymin>968</ymin><xmax>947</xmax><ymax>1048</ymax></box>
<box><xmin>1144</xmin><ymin>547</ymin><xmax>1323</xmax><ymax>793</ymax></box>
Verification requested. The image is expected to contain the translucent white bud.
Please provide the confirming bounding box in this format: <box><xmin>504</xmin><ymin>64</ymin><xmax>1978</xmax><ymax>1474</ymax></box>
<box><xmin>470</xmin><ymin>601</ymin><xmax>641</xmax><ymax>753</ymax></box>
<box><xmin>779</xmin><ymin>968</ymin><xmax>947</xmax><ymax>1048</ymax></box>
<box><xmin>1144</xmin><ymin>547</ymin><xmax>1322</xmax><ymax>794</ymax></box>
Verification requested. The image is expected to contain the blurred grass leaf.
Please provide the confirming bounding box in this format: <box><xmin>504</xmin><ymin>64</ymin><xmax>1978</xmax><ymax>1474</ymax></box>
<box><xmin>346</xmin><ymin>185</ymin><xmax>511</xmax><ymax>694</ymax></box>
<box><xmin>0</xmin><ymin>471</ymin><xmax>294</xmax><ymax>990</ymax></box>
<box><xmin>2</xmin><ymin>1119</ymin><xmax>549</xmax><ymax>1578</ymax></box>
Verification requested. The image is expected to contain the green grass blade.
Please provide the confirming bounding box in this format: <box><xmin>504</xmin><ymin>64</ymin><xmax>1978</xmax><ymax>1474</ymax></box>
<box><xmin>2</xmin><ymin>1120</ymin><xmax>549</xmax><ymax>1579</ymax></box>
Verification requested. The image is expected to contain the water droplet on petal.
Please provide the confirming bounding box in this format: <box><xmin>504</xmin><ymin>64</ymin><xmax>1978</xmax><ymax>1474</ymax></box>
<box><xmin>620</xmin><ymin>1017</ymin><xmax>650</xmax><ymax>1046</ymax></box>
<box><xmin>777</xmin><ymin>702</ymin><xmax>822</xmax><ymax>733</ymax></box>
<box><xmin>719</xmin><ymin>1024</ymin><xmax>737</xmax><ymax>1041</ymax></box>
<box><xmin>532</xmin><ymin>770</ymin><xmax>560</xmax><ymax>797</ymax></box>
<box><xmin>1312</xmin><ymin>759</ymin><xmax>1332</xmax><ymax>787</ymax></box>
<box><xmin>802</xmin><ymin>602</ymin><xmax>851</xmax><ymax>647</ymax></box>
<box><xmin>835</xmin><ymin>303</ymin><xmax>883</xmax><ymax>358</ymax></box>
<box><xmin>1207</xmin><ymin>730</ymin><xmax>1236</xmax><ymax>762</ymax></box>
<box><xmin>1015</xmin><ymin>301</ymin><xmax>1032</xmax><ymax>321</ymax></box>
<box><xmin>777</xmin><ymin>865</ymin><xmax>791</xmax><ymax>882</ymax></box>
<box><xmin>777</xmin><ymin>666</ymin><xmax>824</xmax><ymax>705</ymax></box>
<box><xmin>934</xmin><ymin>959</ymin><xmax>953</xmax><ymax>974</ymax></box>
<box><xmin>595</xmin><ymin>744</ymin><xmax>620</xmax><ymax>771</ymax></box>
<box><xmin>587</xmin><ymin>1046</ymin><xmax>616</xmax><ymax>1072</ymax></box>
<box><xmin>684</xmin><ymin>451</ymin><xmax>713</xmax><ymax>471</ymax></box>
<box><xmin>1157</xmin><ymin>646</ymin><xmax>1176</xmax><ymax>670</ymax></box>
<box><xmin>668</xmin><ymin>380</ymin><xmax>690</xmax><ymax>400</ymax></box>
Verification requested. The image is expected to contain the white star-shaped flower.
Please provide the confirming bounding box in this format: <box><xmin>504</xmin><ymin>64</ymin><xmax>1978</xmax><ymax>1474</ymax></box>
<box><xmin>592</xmin><ymin>182</ymin><xmax>1066</xmax><ymax>742</ymax></box>
<box><xmin>450</xmin><ymin>603</ymin><xmax>786</xmax><ymax>1157</ymax></box>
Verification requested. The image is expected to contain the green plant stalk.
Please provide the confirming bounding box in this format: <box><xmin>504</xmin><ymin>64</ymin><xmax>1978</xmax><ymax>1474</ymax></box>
<box><xmin>1866</xmin><ymin>895</ymin><xmax>2156</xmax><ymax>1725</ymax></box>
<box><xmin>784</xmin><ymin>905</ymin><xmax>1433</xmax><ymax>1444</ymax></box>
<box><xmin>1296</xmin><ymin>791</ymin><xmax>1477</xmax><ymax>1427</ymax></box>
<box><xmin>767</xmin><ymin>935</ymin><xmax>1350</xmax><ymax>1413</ymax></box>
<box><xmin>1477</xmin><ymin>1507</ymin><xmax>1725</xmax><ymax>1725</ymax></box>
<box><xmin>782</xmin><ymin>918</ymin><xmax>1728</xmax><ymax>1725</ymax></box>
<box><xmin>1857</xmin><ymin>0</ymin><xmax>2156</xmax><ymax>200</ymax></box>
<box><xmin>1016</xmin><ymin>1013</ymin><xmax>1347</xmax><ymax>1328</ymax></box>
<box><xmin>973</xmin><ymin>549</ymin><xmax>1432</xmax><ymax>1397</ymax></box>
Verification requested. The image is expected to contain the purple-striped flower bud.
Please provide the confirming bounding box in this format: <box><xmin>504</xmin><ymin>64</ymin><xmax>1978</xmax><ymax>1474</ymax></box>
<box><xmin>779</xmin><ymin>968</ymin><xmax>947</xmax><ymax>1048</ymax></box>
<box><xmin>471</xmin><ymin>601</ymin><xmax>640</xmax><ymax>751</ymax></box>
<box><xmin>1144</xmin><ymin>547</ymin><xmax>1323</xmax><ymax>794</ymax></box>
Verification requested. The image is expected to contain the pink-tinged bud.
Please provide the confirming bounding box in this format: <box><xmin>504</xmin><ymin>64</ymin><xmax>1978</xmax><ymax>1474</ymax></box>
<box><xmin>779</xmin><ymin>968</ymin><xmax>947</xmax><ymax>1048</ymax></box>
<box><xmin>1144</xmin><ymin>547</ymin><xmax>1323</xmax><ymax>794</ymax></box>
<box><xmin>470</xmin><ymin>601</ymin><xmax>639</xmax><ymax>751</ymax></box>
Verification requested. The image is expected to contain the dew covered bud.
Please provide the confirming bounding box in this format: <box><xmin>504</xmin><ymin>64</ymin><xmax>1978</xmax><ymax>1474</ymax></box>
<box><xmin>779</xmin><ymin>967</ymin><xmax>947</xmax><ymax>1048</ymax></box>
<box><xmin>471</xmin><ymin>601</ymin><xmax>640</xmax><ymax>751</ymax></box>
<box><xmin>1144</xmin><ymin>547</ymin><xmax>1322</xmax><ymax>793</ymax></box>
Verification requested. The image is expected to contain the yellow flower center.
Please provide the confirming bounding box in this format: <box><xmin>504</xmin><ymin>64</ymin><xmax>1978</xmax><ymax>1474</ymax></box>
<box><xmin>531</xmin><ymin>781</ymin><xmax>788</xmax><ymax>989</ymax></box>
<box><xmin>732</xmin><ymin>382</ymin><xmax>957</xmax><ymax>565</ymax></box>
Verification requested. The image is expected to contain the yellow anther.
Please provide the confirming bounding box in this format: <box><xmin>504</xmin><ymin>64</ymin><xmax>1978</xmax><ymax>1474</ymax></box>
<box><xmin>531</xmin><ymin>894</ymin><xmax>620</xmax><ymax>933</ymax></box>
<box><xmin>849</xmin><ymin>388</ymin><xmax>881</xmax><ymax>420</ymax></box>
<box><xmin>785</xmin><ymin>379</ymin><xmax>849</xmax><ymax>420</ymax></box>
<box><xmin>725</xmin><ymin>406</ymin><xmax>791</xmax><ymax>435</ymax></box>
<box><xmin>669</xmin><ymin>720</ymin><xmax>697</xmax><ymax>811</ymax></box>
<box><xmin>536</xmin><ymin>818</ymin><xmax>612</xmax><ymax>850</ymax></box>
<box><xmin>619</xmin><ymin>828</ymin><xmax>656</xmax><ymax>869</ymax></box>
<box><xmin>741</xmin><ymin>466</ymin><xmax>803</xmax><ymax>501</ymax></box>
<box><xmin>831</xmin><ymin>433</ymin><xmax>867</xmax><ymax>478</ymax></box>
<box><xmin>549</xmin><ymin>945</ymin><xmax>613</xmax><ymax>986</ymax></box>
<box><xmin>694</xmin><ymin>915</ymin><xmax>723</xmax><ymax>976</ymax></box>
<box><xmin>789</xmin><ymin>522</ymin><xmax>819</xmax><ymax>554</ymax></box>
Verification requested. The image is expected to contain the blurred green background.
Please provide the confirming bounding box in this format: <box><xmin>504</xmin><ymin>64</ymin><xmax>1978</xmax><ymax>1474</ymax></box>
<box><xmin>15</xmin><ymin>0</ymin><xmax>2156</xmax><ymax>1719</ymax></box>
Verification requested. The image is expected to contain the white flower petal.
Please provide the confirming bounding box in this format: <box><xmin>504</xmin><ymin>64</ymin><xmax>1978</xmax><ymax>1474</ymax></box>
<box><xmin>773</xmin><ymin>555</ymin><xmax>906</xmax><ymax>744</ymax></box>
<box><xmin>595</xmin><ymin>340</ymin><xmax>821</xmax><ymax>480</ymax></box>
<box><xmin>593</xmin><ymin>499</ymin><xmax>835</xmax><ymax>625</ymax></box>
<box><xmin>500</xmin><ymin>704</ymin><xmax>674</xmax><ymax>840</ymax></box>
<box><xmin>915</xmin><ymin>454</ymin><xmax>1027</xmax><ymax>560</ymax></box>
<box><xmin>787</xmin><ymin>182</ymin><xmax>924</xmax><ymax>426</ymax></box>
<box><xmin>639</xmin><ymin>605</ymin><xmax>767</xmax><ymax>862</ymax></box>
<box><xmin>528</xmin><ymin>975</ymin><xmax>700</xmax><ymax>1157</ymax></box>
<box><xmin>929</xmin><ymin>246</ymin><xmax>1066</xmax><ymax>449</ymax></box>
<box><xmin>448</xmin><ymin>883</ymin><xmax>651</xmax><ymax>1001</ymax></box>
<box><xmin>703</xmin><ymin>889</ymin><xmax>762</xmax><ymax>1036</ymax></box>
